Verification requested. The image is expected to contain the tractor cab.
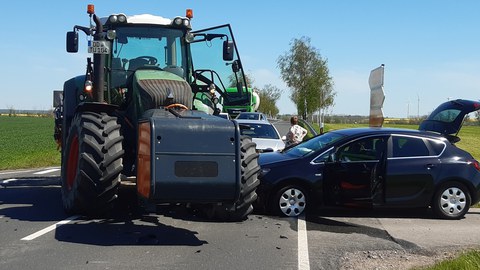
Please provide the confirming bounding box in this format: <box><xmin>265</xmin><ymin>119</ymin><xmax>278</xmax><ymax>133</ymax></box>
<box><xmin>65</xmin><ymin>8</ymin><xmax>251</xmax><ymax>119</ymax></box>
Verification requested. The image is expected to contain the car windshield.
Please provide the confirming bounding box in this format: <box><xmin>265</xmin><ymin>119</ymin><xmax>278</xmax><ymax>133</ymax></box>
<box><xmin>284</xmin><ymin>131</ymin><xmax>346</xmax><ymax>157</ymax></box>
<box><xmin>239</xmin><ymin>123</ymin><xmax>279</xmax><ymax>139</ymax></box>
<box><xmin>237</xmin><ymin>113</ymin><xmax>260</xmax><ymax>120</ymax></box>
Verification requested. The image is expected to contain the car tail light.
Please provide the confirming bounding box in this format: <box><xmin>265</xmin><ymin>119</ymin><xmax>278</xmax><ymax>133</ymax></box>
<box><xmin>472</xmin><ymin>160</ymin><xmax>480</xmax><ymax>172</ymax></box>
<box><xmin>137</xmin><ymin>121</ymin><xmax>151</xmax><ymax>199</ymax></box>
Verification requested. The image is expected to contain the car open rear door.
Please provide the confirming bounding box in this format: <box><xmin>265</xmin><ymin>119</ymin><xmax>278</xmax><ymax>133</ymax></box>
<box><xmin>419</xmin><ymin>99</ymin><xmax>480</xmax><ymax>142</ymax></box>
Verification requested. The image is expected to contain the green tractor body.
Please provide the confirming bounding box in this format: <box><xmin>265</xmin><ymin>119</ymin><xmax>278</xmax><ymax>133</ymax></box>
<box><xmin>53</xmin><ymin>6</ymin><xmax>259</xmax><ymax>220</ymax></box>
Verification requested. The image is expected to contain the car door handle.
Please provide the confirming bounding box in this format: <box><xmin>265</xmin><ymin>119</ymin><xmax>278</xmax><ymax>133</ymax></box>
<box><xmin>426</xmin><ymin>164</ymin><xmax>436</xmax><ymax>170</ymax></box>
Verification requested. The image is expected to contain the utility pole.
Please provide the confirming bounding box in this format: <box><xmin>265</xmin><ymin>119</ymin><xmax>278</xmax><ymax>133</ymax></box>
<box><xmin>406</xmin><ymin>101</ymin><xmax>410</xmax><ymax>119</ymax></box>
<box><xmin>417</xmin><ymin>94</ymin><xmax>420</xmax><ymax>119</ymax></box>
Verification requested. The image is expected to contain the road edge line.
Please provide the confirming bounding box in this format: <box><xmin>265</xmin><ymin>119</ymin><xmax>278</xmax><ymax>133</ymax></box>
<box><xmin>298</xmin><ymin>214</ymin><xmax>310</xmax><ymax>270</ymax></box>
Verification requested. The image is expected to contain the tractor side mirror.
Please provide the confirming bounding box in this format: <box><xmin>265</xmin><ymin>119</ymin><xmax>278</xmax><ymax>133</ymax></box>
<box><xmin>223</xmin><ymin>40</ymin><xmax>234</xmax><ymax>61</ymax></box>
<box><xmin>53</xmin><ymin>91</ymin><xmax>63</xmax><ymax>108</ymax></box>
<box><xmin>66</xmin><ymin>31</ymin><xmax>78</xmax><ymax>53</ymax></box>
<box><xmin>231</xmin><ymin>60</ymin><xmax>241</xmax><ymax>73</ymax></box>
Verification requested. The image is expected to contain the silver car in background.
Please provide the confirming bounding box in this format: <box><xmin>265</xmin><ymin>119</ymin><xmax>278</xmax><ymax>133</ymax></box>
<box><xmin>236</xmin><ymin>119</ymin><xmax>285</xmax><ymax>152</ymax></box>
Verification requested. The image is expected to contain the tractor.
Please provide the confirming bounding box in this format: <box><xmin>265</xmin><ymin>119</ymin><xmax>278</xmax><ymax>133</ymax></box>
<box><xmin>222</xmin><ymin>87</ymin><xmax>260</xmax><ymax>117</ymax></box>
<box><xmin>53</xmin><ymin>5</ymin><xmax>260</xmax><ymax>221</ymax></box>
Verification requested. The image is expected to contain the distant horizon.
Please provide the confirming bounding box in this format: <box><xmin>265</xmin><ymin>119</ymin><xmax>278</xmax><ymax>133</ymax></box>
<box><xmin>0</xmin><ymin>108</ymin><xmax>435</xmax><ymax>119</ymax></box>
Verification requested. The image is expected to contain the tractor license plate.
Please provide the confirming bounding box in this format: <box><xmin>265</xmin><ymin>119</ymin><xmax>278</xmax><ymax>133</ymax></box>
<box><xmin>88</xmin><ymin>41</ymin><xmax>110</xmax><ymax>54</ymax></box>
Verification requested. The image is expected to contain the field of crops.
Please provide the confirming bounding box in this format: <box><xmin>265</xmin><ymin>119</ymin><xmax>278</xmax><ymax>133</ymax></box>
<box><xmin>0</xmin><ymin>116</ymin><xmax>60</xmax><ymax>170</ymax></box>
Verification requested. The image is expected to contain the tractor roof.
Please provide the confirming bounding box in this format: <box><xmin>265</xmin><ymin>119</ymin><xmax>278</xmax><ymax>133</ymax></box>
<box><xmin>100</xmin><ymin>14</ymin><xmax>176</xmax><ymax>26</ymax></box>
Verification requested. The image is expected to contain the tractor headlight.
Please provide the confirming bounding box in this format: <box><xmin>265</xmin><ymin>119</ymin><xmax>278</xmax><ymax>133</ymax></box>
<box><xmin>109</xmin><ymin>15</ymin><xmax>118</xmax><ymax>24</ymax></box>
<box><xmin>173</xmin><ymin>17</ymin><xmax>191</xmax><ymax>29</ymax></box>
<box><xmin>106</xmin><ymin>30</ymin><xmax>116</xmax><ymax>40</ymax></box>
<box><xmin>185</xmin><ymin>32</ymin><xmax>195</xmax><ymax>43</ymax></box>
<box><xmin>117</xmin><ymin>14</ymin><xmax>127</xmax><ymax>23</ymax></box>
<box><xmin>173</xmin><ymin>17</ymin><xmax>183</xmax><ymax>26</ymax></box>
<box><xmin>84</xmin><ymin>80</ymin><xmax>93</xmax><ymax>93</ymax></box>
<box><xmin>107</xmin><ymin>14</ymin><xmax>127</xmax><ymax>25</ymax></box>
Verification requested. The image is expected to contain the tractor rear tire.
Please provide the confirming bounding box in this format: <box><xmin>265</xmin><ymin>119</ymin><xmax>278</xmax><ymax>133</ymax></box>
<box><xmin>61</xmin><ymin>112</ymin><xmax>124</xmax><ymax>216</ymax></box>
<box><xmin>211</xmin><ymin>136</ymin><xmax>260</xmax><ymax>221</ymax></box>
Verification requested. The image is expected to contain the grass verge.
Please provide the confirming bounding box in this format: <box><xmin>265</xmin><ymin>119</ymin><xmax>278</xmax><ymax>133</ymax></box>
<box><xmin>414</xmin><ymin>250</ymin><xmax>480</xmax><ymax>270</ymax></box>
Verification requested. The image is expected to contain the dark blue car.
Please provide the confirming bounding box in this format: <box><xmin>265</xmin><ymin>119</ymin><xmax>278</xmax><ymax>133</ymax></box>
<box><xmin>257</xmin><ymin>99</ymin><xmax>480</xmax><ymax>219</ymax></box>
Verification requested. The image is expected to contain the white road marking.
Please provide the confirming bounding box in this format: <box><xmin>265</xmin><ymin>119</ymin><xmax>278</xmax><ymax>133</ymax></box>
<box><xmin>21</xmin><ymin>215</ymin><xmax>81</xmax><ymax>241</ymax></box>
<box><xmin>298</xmin><ymin>214</ymin><xmax>310</xmax><ymax>270</ymax></box>
<box><xmin>33</xmin><ymin>168</ymin><xmax>61</xmax><ymax>175</ymax></box>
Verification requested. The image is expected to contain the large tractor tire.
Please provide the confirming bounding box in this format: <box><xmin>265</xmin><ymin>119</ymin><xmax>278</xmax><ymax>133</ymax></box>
<box><xmin>210</xmin><ymin>136</ymin><xmax>260</xmax><ymax>221</ymax></box>
<box><xmin>61</xmin><ymin>111</ymin><xmax>124</xmax><ymax>216</ymax></box>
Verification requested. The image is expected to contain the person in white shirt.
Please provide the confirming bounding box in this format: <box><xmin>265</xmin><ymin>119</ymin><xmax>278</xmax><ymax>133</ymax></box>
<box><xmin>285</xmin><ymin>116</ymin><xmax>308</xmax><ymax>147</ymax></box>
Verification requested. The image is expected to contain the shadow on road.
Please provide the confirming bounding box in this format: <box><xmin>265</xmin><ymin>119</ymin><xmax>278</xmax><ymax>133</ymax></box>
<box><xmin>0</xmin><ymin>177</ymin><xmax>67</xmax><ymax>222</ymax></box>
<box><xmin>55</xmin><ymin>214</ymin><xmax>208</xmax><ymax>246</ymax></box>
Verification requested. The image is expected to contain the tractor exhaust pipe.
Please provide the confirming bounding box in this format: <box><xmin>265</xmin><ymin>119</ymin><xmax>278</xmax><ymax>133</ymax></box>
<box><xmin>92</xmin><ymin>13</ymin><xmax>105</xmax><ymax>103</ymax></box>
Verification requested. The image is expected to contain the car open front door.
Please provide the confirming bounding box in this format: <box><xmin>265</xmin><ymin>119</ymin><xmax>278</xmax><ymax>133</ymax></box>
<box><xmin>324</xmin><ymin>136</ymin><xmax>387</xmax><ymax>207</ymax></box>
<box><xmin>419</xmin><ymin>99</ymin><xmax>480</xmax><ymax>142</ymax></box>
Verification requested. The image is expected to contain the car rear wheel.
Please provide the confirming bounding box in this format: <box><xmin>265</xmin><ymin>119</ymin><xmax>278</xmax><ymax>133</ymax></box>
<box><xmin>432</xmin><ymin>181</ymin><xmax>471</xmax><ymax>220</ymax></box>
<box><xmin>272</xmin><ymin>185</ymin><xmax>308</xmax><ymax>217</ymax></box>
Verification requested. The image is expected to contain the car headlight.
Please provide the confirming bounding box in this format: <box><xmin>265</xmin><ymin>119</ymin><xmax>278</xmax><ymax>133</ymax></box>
<box><xmin>259</xmin><ymin>167</ymin><xmax>271</xmax><ymax>177</ymax></box>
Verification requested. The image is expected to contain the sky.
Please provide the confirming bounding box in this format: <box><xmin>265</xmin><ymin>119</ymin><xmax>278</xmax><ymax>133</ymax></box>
<box><xmin>1</xmin><ymin>1</ymin><xmax>479</xmax><ymax>118</ymax></box>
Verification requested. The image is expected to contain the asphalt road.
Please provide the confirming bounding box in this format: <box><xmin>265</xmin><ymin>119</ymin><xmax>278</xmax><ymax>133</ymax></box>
<box><xmin>1</xmin><ymin>167</ymin><xmax>480</xmax><ymax>270</ymax></box>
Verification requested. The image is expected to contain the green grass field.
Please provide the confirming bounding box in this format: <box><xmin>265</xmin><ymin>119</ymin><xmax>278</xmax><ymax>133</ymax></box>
<box><xmin>0</xmin><ymin>115</ymin><xmax>60</xmax><ymax>170</ymax></box>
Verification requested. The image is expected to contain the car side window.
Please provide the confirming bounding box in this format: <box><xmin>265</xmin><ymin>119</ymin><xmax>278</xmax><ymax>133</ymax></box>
<box><xmin>426</xmin><ymin>139</ymin><xmax>446</xmax><ymax>156</ymax></box>
<box><xmin>392</xmin><ymin>136</ymin><xmax>430</xmax><ymax>157</ymax></box>
<box><xmin>337</xmin><ymin>137</ymin><xmax>385</xmax><ymax>162</ymax></box>
<box><xmin>312</xmin><ymin>148</ymin><xmax>333</xmax><ymax>164</ymax></box>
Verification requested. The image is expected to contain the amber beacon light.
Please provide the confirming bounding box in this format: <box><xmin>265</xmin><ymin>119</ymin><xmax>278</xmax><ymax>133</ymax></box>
<box><xmin>186</xmin><ymin>9</ymin><xmax>193</xmax><ymax>19</ymax></box>
<box><xmin>87</xmin><ymin>4</ymin><xmax>95</xmax><ymax>15</ymax></box>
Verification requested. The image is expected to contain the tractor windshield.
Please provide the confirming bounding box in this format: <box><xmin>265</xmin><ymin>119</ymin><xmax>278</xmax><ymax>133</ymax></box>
<box><xmin>108</xmin><ymin>26</ymin><xmax>187</xmax><ymax>87</ymax></box>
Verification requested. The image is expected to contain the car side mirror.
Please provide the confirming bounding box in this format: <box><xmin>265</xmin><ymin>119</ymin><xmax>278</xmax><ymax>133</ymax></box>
<box><xmin>223</xmin><ymin>40</ymin><xmax>234</xmax><ymax>61</ymax></box>
<box><xmin>281</xmin><ymin>135</ymin><xmax>287</xmax><ymax>141</ymax></box>
<box><xmin>66</xmin><ymin>31</ymin><xmax>78</xmax><ymax>53</ymax></box>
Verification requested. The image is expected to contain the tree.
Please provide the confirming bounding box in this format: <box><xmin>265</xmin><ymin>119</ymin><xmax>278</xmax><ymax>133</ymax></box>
<box><xmin>277</xmin><ymin>37</ymin><xmax>335</xmax><ymax>120</ymax></box>
<box><xmin>257</xmin><ymin>84</ymin><xmax>282</xmax><ymax>117</ymax></box>
<box><xmin>228</xmin><ymin>71</ymin><xmax>254</xmax><ymax>88</ymax></box>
